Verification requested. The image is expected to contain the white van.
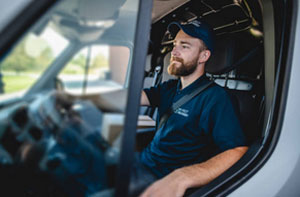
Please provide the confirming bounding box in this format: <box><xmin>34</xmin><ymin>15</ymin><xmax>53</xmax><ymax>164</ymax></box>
<box><xmin>0</xmin><ymin>0</ymin><xmax>299</xmax><ymax>196</ymax></box>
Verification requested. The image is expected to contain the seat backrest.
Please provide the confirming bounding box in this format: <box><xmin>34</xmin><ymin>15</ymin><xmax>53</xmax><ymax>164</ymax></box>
<box><xmin>205</xmin><ymin>32</ymin><xmax>263</xmax><ymax>144</ymax></box>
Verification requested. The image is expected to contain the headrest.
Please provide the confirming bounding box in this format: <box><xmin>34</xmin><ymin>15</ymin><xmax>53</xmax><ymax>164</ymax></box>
<box><xmin>205</xmin><ymin>35</ymin><xmax>237</xmax><ymax>75</ymax></box>
<box><xmin>205</xmin><ymin>32</ymin><xmax>263</xmax><ymax>75</ymax></box>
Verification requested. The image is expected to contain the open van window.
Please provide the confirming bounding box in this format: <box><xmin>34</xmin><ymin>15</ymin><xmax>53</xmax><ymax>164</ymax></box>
<box><xmin>136</xmin><ymin>0</ymin><xmax>298</xmax><ymax>197</ymax></box>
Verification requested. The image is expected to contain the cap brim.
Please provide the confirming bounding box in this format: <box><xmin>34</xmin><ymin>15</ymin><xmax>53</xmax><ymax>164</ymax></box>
<box><xmin>167</xmin><ymin>22</ymin><xmax>198</xmax><ymax>40</ymax></box>
<box><xmin>167</xmin><ymin>21</ymin><xmax>215</xmax><ymax>53</ymax></box>
<box><xmin>167</xmin><ymin>22</ymin><xmax>182</xmax><ymax>37</ymax></box>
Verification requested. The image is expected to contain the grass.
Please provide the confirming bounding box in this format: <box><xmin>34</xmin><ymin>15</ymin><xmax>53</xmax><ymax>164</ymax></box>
<box><xmin>2</xmin><ymin>74</ymin><xmax>36</xmax><ymax>93</ymax></box>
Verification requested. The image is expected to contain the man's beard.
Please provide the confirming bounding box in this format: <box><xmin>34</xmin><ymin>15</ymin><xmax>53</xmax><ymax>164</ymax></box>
<box><xmin>167</xmin><ymin>56</ymin><xmax>198</xmax><ymax>77</ymax></box>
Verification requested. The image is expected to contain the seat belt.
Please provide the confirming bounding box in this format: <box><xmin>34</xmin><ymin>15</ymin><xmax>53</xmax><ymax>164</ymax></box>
<box><xmin>158</xmin><ymin>81</ymin><xmax>214</xmax><ymax>129</ymax></box>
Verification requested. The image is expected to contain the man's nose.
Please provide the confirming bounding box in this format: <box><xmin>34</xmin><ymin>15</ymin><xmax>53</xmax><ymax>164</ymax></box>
<box><xmin>171</xmin><ymin>46</ymin><xmax>179</xmax><ymax>56</ymax></box>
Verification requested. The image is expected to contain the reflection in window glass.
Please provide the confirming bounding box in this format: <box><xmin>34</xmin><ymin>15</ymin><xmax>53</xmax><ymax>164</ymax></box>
<box><xmin>110</xmin><ymin>46</ymin><xmax>130</xmax><ymax>85</ymax></box>
<box><xmin>0</xmin><ymin>24</ymin><xmax>68</xmax><ymax>100</ymax></box>
<box><xmin>59</xmin><ymin>45</ymin><xmax>129</xmax><ymax>94</ymax></box>
<box><xmin>0</xmin><ymin>0</ymin><xmax>139</xmax><ymax>196</ymax></box>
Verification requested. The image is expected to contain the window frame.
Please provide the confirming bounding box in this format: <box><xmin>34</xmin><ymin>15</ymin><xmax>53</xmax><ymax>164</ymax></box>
<box><xmin>113</xmin><ymin>0</ymin><xmax>153</xmax><ymax>196</ymax></box>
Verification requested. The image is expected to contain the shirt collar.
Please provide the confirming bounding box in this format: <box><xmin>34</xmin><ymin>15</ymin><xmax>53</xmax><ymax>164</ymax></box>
<box><xmin>176</xmin><ymin>74</ymin><xmax>210</xmax><ymax>94</ymax></box>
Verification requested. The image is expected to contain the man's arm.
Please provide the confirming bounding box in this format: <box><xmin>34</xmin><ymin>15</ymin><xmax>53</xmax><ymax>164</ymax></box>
<box><xmin>78</xmin><ymin>89</ymin><xmax>150</xmax><ymax>110</ymax></box>
<box><xmin>140</xmin><ymin>146</ymin><xmax>248</xmax><ymax>197</ymax></box>
<box><xmin>141</xmin><ymin>90</ymin><xmax>150</xmax><ymax>106</ymax></box>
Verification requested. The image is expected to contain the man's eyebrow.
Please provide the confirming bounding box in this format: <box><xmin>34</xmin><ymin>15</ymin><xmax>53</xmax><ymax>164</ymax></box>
<box><xmin>180</xmin><ymin>41</ymin><xmax>192</xmax><ymax>45</ymax></box>
<box><xmin>173</xmin><ymin>40</ymin><xmax>192</xmax><ymax>45</ymax></box>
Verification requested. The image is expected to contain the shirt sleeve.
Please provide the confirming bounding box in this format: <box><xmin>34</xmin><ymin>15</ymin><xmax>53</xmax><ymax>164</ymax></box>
<box><xmin>143</xmin><ymin>80</ymin><xmax>177</xmax><ymax>108</ymax></box>
<box><xmin>208</xmin><ymin>89</ymin><xmax>246</xmax><ymax>152</ymax></box>
<box><xmin>144</xmin><ymin>85</ymin><xmax>160</xmax><ymax>107</ymax></box>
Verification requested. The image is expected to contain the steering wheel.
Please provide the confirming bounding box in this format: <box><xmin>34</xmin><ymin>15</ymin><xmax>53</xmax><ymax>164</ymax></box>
<box><xmin>20</xmin><ymin>91</ymin><xmax>111</xmax><ymax>195</ymax></box>
<box><xmin>27</xmin><ymin>91</ymin><xmax>74</xmax><ymax>132</ymax></box>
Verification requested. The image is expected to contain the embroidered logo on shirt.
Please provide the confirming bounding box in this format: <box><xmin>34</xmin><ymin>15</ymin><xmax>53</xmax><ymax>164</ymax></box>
<box><xmin>174</xmin><ymin>108</ymin><xmax>189</xmax><ymax>117</ymax></box>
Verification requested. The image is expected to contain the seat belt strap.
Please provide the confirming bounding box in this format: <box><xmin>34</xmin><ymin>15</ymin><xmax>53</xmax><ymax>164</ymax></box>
<box><xmin>158</xmin><ymin>81</ymin><xmax>214</xmax><ymax>129</ymax></box>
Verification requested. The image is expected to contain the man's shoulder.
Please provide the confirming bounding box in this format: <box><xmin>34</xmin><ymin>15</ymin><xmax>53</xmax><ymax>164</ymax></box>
<box><xmin>200</xmin><ymin>82</ymin><xmax>232</xmax><ymax>105</ymax></box>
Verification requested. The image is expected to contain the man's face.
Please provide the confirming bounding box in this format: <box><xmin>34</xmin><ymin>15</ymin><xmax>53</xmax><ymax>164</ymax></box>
<box><xmin>168</xmin><ymin>30</ymin><xmax>206</xmax><ymax>77</ymax></box>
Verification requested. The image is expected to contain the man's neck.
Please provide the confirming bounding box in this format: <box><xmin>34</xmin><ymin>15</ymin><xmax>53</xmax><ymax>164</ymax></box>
<box><xmin>180</xmin><ymin>66</ymin><xmax>205</xmax><ymax>90</ymax></box>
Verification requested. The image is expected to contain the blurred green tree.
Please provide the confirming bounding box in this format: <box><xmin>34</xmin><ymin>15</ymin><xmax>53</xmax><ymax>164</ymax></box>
<box><xmin>91</xmin><ymin>53</ymin><xmax>108</xmax><ymax>69</ymax></box>
<box><xmin>0</xmin><ymin>38</ymin><xmax>54</xmax><ymax>73</ymax></box>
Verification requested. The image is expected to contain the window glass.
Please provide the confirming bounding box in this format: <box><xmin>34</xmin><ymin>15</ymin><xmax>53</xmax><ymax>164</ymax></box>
<box><xmin>0</xmin><ymin>0</ymin><xmax>139</xmax><ymax>196</ymax></box>
<box><xmin>58</xmin><ymin>45</ymin><xmax>130</xmax><ymax>94</ymax></box>
<box><xmin>0</xmin><ymin>25</ymin><xmax>68</xmax><ymax>100</ymax></box>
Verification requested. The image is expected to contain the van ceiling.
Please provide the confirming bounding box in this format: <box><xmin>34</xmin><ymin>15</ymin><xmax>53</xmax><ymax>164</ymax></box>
<box><xmin>152</xmin><ymin>0</ymin><xmax>190</xmax><ymax>23</ymax></box>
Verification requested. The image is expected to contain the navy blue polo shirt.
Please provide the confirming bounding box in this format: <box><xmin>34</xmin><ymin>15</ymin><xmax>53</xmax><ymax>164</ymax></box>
<box><xmin>140</xmin><ymin>75</ymin><xmax>246</xmax><ymax>178</ymax></box>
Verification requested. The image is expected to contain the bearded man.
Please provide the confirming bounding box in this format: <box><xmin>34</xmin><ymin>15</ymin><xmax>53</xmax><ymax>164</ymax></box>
<box><xmin>130</xmin><ymin>19</ymin><xmax>248</xmax><ymax>197</ymax></box>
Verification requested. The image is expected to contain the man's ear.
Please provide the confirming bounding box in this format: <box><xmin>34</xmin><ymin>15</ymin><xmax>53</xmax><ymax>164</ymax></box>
<box><xmin>198</xmin><ymin>50</ymin><xmax>211</xmax><ymax>64</ymax></box>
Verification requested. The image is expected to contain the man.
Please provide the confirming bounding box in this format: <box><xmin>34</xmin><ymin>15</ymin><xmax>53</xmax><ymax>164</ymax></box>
<box><xmin>136</xmin><ymin>19</ymin><xmax>248</xmax><ymax>197</ymax></box>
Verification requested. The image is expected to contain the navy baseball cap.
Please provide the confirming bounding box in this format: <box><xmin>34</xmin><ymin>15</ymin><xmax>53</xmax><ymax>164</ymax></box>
<box><xmin>167</xmin><ymin>19</ymin><xmax>215</xmax><ymax>53</ymax></box>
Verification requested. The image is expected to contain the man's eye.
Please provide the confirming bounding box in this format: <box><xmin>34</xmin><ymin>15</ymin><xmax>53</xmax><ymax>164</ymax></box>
<box><xmin>182</xmin><ymin>45</ymin><xmax>189</xmax><ymax>49</ymax></box>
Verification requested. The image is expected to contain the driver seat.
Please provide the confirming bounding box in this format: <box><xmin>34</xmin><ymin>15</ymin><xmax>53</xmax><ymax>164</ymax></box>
<box><xmin>205</xmin><ymin>31</ymin><xmax>264</xmax><ymax>144</ymax></box>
